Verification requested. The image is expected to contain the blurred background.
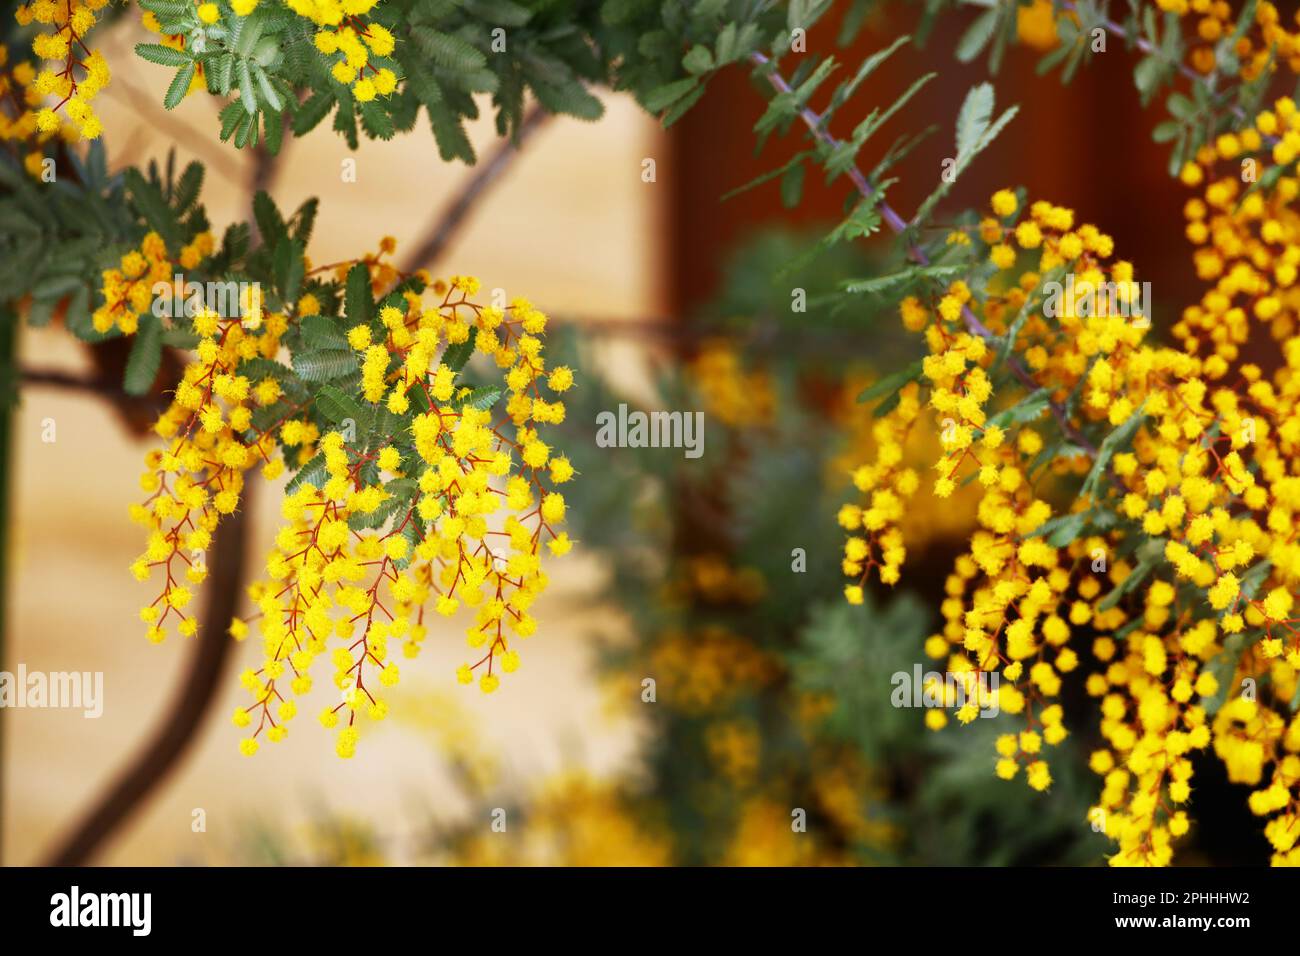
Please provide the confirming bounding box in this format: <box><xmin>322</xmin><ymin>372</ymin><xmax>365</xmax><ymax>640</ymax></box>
<box><xmin>1</xmin><ymin>3</ymin><xmax>1271</xmax><ymax>865</ymax></box>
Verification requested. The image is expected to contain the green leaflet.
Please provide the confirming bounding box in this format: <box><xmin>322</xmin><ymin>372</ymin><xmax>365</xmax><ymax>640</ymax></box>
<box><xmin>314</xmin><ymin>383</ymin><xmax>369</xmax><ymax>428</ymax></box>
<box><xmin>982</xmin><ymin>388</ymin><xmax>1051</xmax><ymax>431</ymax></box>
<box><xmin>457</xmin><ymin>385</ymin><xmax>503</xmax><ymax>411</ymax></box>
<box><xmin>286</xmin><ymin>452</ymin><xmax>327</xmax><ymax>494</ymax></box>
<box><xmin>1201</xmin><ymin>628</ymin><xmax>1265</xmax><ymax>716</ymax></box>
<box><xmin>293</xmin><ymin>91</ymin><xmax>337</xmax><ymax>136</ymax></box>
<box><xmin>843</xmin><ymin>263</ymin><xmax>966</xmax><ymax>296</ymax></box>
<box><xmin>124</xmin><ymin>168</ymin><xmax>184</xmax><ymax>253</ymax></box>
<box><xmin>1028</xmin><ymin>510</ymin><xmax>1091</xmax><ymax>548</ymax></box>
<box><xmin>912</xmin><ymin>83</ymin><xmax>1018</xmax><ymax>228</ymax></box>
<box><xmin>955</xmin><ymin>8</ymin><xmax>999</xmax><ymax>64</ymax></box>
<box><xmin>292</xmin><ymin>349</ymin><xmax>357</xmax><ymax>383</ymax></box>
<box><xmin>124</xmin><ymin>313</ymin><xmax>164</xmax><ymax>396</ymax></box>
<box><xmin>173</xmin><ymin>162</ymin><xmax>204</xmax><ymax>213</ymax></box>
<box><xmin>136</xmin><ymin>43</ymin><xmax>193</xmax><ymax>68</ymax></box>
<box><xmin>347</xmin><ymin>494</ymin><xmax>406</xmax><ymax>531</ymax></box>
<box><xmin>298</xmin><ymin>314</ymin><xmax>349</xmax><ymax>352</ymax></box>
<box><xmin>441</xmin><ymin>337</ymin><xmax>476</xmax><ymax>374</ymax></box>
<box><xmin>1097</xmin><ymin>538</ymin><xmax>1166</xmax><ymax>612</ymax></box>
<box><xmin>856</xmin><ymin>358</ymin><xmax>923</xmax><ymax>404</ymax></box>
<box><xmin>1237</xmin><ymin>559</ymin><xmax>1274</xmax><ymax>602</ymax></box>
<box><xmin>164</xmin><ymin>63</ymin><xmax>196</xmax><ymax>110</ymax></box>
<box><xmin>1080</xmin><ymin>403</ymin><xmax>1147</xmax><ymax>500</ymax></box>
<box><xmin>344</xmin><ymin>263</ymin><xmax>372</xmax><ymax>325</ymax></box>
<box><xmin>643</xmin><ymin>78</ymin><xmax>699</xmax><ymax>114</ymax></box>
<box><xmin>720</xmin><ymin>150</ymin><xmax>813</xmax><ymax>203</ymax></box>
<box><xmin>253</xmin><ymin>191</ymin><xmax>287</xmax><ymax>248</ymax></box>
<box><xmin>273</xmin><ymin>238</ymin><xmax>305</xmax><ymax>306</ymax></box>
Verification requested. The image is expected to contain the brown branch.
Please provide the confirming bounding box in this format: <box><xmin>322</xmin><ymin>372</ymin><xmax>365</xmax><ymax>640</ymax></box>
<box><xmin>42</xmin><ymin>477</ymin><xmax>255</xmax><ymax>865</ymax></box>
<box><xmin>22</xmin><ymin>366</ymin><xmax>168</xmax><ymax>412</ymax></box>
<box><xmin>400</xmin><ymin>106</ymin><xmax>550</xmax><ymax>274</ymax></box>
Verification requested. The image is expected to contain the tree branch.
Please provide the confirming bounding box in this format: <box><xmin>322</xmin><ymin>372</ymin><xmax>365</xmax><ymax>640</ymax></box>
<box><xmin>400</xmin><ymin>105</ymin><xmax>550</xmax><ymax>274</ymax></box>
<box><xmin>21</xmin><ymin>366</ymin><xmax>168</xmax><ymax>415</ymax></box>
<box><xmin>42</xmin><ymin>478</ymin><xmax>255</xmax><ymax>865</ymax></box>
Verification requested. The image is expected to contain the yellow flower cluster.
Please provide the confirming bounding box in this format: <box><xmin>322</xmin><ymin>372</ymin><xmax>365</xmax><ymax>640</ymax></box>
<box><xmin>104</xmin><ymin>225</ymin><xmax>575</xmax><ymax>758</ymax></box>
<box><xmin>131</xmin><ymin>304</ymin><xmax>285</xmax><ymax>645</ymax></box>
<box><xmin>1015</xmin><ymin>0</ymin><xmax>1060</xmax><ymax>51</ymax></box>
<box><xmin>0</xmin><ymin>43</ymin><xmax>77</xmax><ymax>176</ymax></box>
<box><xmin>687</xmin><ymin>340</ymin><xmax>776</xmax><ymax>427</ymax></box>
<box><xmin>663</xmin><ymin>553</ymin><xmax>766</xmax><ymax>607</ymax></box>
<box><xmin>831</xmin><ymin>371</ymin><xmax>981</xmax><ymax>550</ymax></box>
<box><xmin>313</xmin><ymin>23</ymin><xmax>397</xmax><ymax>102</ymax></box>
<box><xmin>451</xmin><ymin>774</ymin><xmax>672</xmax><ymax>866</ymax></box>
<box><xmin>724</xmin><ymin>798</ymin><xmax>850</xmax><ymax>866</ymax></box>
<box><xmin>648</xmin><ymin>625</ymin><xmax>779</xmax><ymax>714</ymax></box>
<box><xmin>839</xmin><ymin>383</ymin><xmax>919</xmax><ymax>595</ymax></box>
<box><xmin>844</xmin><ymin>181</ymin><xmax>1300</xmax><ymax>865</ymax></box>
<box><xmin>1154</xmin><ymin>0</ymin><xmax>1300</xmax><ymax>77</ymax></box>
<box><xmin>286</xmin><ymin>0</ymin><xmax>378</xmax><ymax>23</ymax></box>
<box><xmin>93</xmin><ymin>231</ymin><xmax>216</xmax><ymax>334</ymax></box>
<box><xmin>198</xmin><ymin>0</ymin><xmax>260</xmax><ymax>20</ymax></box>
<box><xmin>15</xmin><ymin>0</ymin><xmax>110</xmax><ymax>140</ymax></box>
<box><xmin>232</xmin><ymin>274</ymin><xmax>576</xmax><ymax>758</ymax></box>
<box><xmin>288</xmin><ymin>0</ymin><xmax>397</xmax><ymax>102</ymax></box>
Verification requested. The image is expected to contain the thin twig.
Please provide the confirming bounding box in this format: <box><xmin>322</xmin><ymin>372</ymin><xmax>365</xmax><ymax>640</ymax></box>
<box><xmin>1097</xmin><ymin>12</ymin><xmax>1205</xmax><ymax>87</ymax></box>
<box><xmin>400</xmin><ymin>106</ymin><xmax>550</xmax><ymax>274</ymax></box>
<box><xmin>749</xmin><ymin>50</ymin><xmax>1105</xmax><ymax>462</ymax></box>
